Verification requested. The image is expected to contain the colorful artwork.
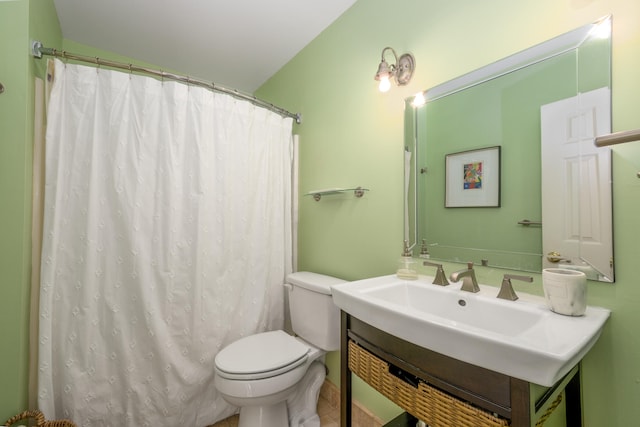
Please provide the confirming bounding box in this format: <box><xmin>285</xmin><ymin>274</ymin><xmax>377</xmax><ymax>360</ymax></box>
<box><xmin>445</xmin><ymin>146</ymin><xmax>500</xmax><ymax>207</ymax></box>
<box><xmin>463</xmin><ymin>161</ymin><xmax>482</xmax><ymax>189</ymax></box>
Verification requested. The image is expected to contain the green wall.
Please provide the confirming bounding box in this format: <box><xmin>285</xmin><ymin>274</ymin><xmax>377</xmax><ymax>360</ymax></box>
<box><xmin>0</xmin><ymin>0</ymin><xmax>61</xmax><ymax>420</ymax></box>
<box><xmin>0</xmin><ymin>0</ymin><xmax>31</xmax><ymax>420</ymax></box>
<box><xmin>257</xmin><ymin>0</ymin><xmax>640</xmax><ymax>425</ymax></box>
<box><xmin>3</xmin><ymin>0</ymin><xmax>640</xmax><ymax>425</ymax></box>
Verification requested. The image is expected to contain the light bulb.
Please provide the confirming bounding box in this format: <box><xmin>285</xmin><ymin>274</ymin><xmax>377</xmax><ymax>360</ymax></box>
<box><xmin>378</xmin><ymin>76</ymin><xmax>391</xmax><ymax>92</ymax></box>
<box><xmin>412</xmin><ymin>92</ymin><xmax>426</xmax><ymax>107</ymax></box>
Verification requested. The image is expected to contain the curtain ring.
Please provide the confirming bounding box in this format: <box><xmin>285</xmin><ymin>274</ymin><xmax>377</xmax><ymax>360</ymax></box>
<box><xmin>59</xmin><ymin>50</ymin><xmax>68</xmax><ymax>67</ymax></box>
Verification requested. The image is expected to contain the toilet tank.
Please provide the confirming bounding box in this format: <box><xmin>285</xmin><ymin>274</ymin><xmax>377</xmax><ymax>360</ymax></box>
<box><xmin>286</xmin><ymin>271</ymin><xmax>345</xmax><ymax>351</ymax></box>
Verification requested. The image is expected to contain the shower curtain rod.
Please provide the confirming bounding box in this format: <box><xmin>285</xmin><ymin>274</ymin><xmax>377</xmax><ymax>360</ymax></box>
<box><xmin>31</xmin><ymin>41</ymin><xmax>302</xmax><ymax>124</ymax></box>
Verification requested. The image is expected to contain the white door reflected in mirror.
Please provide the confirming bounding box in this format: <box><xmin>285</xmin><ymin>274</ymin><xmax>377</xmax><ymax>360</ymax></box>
<box><xmin>540</xmin><ymin>87</ymin><xmax>613</xmax><ymax>281</ymax></box>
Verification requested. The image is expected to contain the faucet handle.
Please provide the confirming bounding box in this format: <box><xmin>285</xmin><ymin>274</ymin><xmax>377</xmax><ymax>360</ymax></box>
<box><xmin>497</xmin><ymin>274</ymin><xmax>534</xmax><ymax>301</ymax></box>
<box><xmin>423</xmin><ymin>261</ymin><xmax>449</xmax><ymax>286</ymax></box>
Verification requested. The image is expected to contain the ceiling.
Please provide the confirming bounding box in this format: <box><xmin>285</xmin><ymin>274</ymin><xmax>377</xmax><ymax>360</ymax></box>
<box><xmin>53</xmin><ymin>0</ymin><xmax>357</xmax><ymax>93</ymax></box>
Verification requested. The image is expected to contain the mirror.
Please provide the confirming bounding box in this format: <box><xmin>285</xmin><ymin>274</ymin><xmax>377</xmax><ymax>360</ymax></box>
<box><xmin>405</xmin><ymin>16</ymin><xmax>614</xmax><ymax>282</ymax></box>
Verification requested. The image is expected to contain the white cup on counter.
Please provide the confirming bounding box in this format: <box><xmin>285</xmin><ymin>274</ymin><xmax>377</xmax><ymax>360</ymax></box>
<box><xmin>542</xmin><ymin>268</ymin><xmax>587</xmax><ymax>316</ymax></box>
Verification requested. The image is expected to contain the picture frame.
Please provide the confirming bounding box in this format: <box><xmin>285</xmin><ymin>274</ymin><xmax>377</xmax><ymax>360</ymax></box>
<box><xmin>445</xmin><ymin>146</ymin><xmax>501</xmax><ymax>207</ymax></box>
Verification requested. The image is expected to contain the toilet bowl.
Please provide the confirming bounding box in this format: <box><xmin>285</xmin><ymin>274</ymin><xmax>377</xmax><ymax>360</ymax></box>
<box><xmin>215</xmin><ymin>331</ymin><xmax>323</xmax><ymax>426</ymax></box>
<box><xmin>213</xmin><ymin>272</ymin><xmax>345</xmax><ymax>427</ymax></box>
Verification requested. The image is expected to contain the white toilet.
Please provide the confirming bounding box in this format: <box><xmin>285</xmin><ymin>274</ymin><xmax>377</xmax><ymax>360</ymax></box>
<box><xmin>214</xmin><ymin>271</ymin><xmax>345</xmax><ymax>427</ymax></box>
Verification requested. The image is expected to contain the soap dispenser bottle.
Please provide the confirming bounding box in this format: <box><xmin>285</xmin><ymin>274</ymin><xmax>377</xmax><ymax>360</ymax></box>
<box><xmin>419</xmin><ymin>239</ymin><xmax>430</xmax><ymax>259</ymax></box>
<box><xmin>397</xmin><ymin>240</ymin><xmax>418</xmax><ymax>280</ymax></box>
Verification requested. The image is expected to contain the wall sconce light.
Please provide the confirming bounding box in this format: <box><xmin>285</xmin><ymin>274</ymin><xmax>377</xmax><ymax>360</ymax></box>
<box><xmin>374</xmin><ymin>47</ymin><xmax>415</xmax><ymax>92</ymax></box>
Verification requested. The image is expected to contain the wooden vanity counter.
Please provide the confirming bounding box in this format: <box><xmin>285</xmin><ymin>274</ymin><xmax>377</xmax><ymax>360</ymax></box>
<box><xmin>340</xmin><ymin>312</ymin><xmax>582</xmax><ymax>427</ymax></box>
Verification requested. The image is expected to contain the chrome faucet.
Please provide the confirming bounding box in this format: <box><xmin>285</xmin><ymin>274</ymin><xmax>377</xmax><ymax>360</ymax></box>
<box><xmin>449</xmin><ymin>262</ymin><xmax>479</xmax><ymax>293</ymax></box>
<box><xmin>497</xmin><ymin>274</ymin><xmax>534</xmax><ymax>301</ymax></box>
<box><xmin>423</xmin><ymin>261</ymin><xmax>449</xmax><ymax>286</ymax></box>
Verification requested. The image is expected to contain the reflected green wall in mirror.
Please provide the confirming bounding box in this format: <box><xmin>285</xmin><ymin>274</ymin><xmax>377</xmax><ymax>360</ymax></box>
<box><xmin>406</xmin><ymin>19</ymin><xmax>612</xmax><ymax>276</ymax></box>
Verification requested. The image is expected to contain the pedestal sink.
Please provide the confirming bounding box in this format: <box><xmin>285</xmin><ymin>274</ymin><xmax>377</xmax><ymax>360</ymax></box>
<box><xmin>331</xmin><ymin>274</ymin><xmax>610</xmax><ymax>386</ymax></box>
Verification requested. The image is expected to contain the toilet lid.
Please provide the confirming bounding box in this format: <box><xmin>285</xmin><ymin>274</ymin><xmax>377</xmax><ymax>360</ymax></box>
<box><xmin>215</xmin><ymin>330</ymin><xmax>310</xmax><ymax>380</ymax></box>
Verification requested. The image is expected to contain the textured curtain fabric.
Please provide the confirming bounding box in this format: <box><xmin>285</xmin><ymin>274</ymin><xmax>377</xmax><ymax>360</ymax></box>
<box><xmin>38</xmin><ymin>59</ymin><xmax>293</xmax><ymax>426</ymax></box>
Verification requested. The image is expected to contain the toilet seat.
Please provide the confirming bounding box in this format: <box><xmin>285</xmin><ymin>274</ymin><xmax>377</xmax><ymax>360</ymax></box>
<box><xmin>215</xmin><ymin>330</ymin><xmax>310</xmax><ymax>380</ymax></box>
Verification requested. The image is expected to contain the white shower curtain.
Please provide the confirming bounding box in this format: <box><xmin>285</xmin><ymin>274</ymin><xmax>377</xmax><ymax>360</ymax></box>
<box><xmin>38</xmin><ymin>59</ymin><xmax>294</xmax><ymax>427</ymax></box>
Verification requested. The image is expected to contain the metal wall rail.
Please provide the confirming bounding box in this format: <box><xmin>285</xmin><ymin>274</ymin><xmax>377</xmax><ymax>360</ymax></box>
<box><xmin>595</xmin><ymin>128</ymin><xmax>640</xmax><ymax>147</ymax></box>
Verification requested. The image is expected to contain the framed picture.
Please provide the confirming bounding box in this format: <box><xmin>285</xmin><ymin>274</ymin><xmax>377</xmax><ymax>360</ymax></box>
<box><xmin>445</xmin><ymin>146</ymin><xmax>501</xmax><ymax>207</ymax></box>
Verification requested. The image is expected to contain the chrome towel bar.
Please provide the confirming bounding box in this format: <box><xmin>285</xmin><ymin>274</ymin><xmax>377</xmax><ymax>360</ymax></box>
<box><xmin>518</xmin><ymin>219</ymin><xmax>542</xmax><ymax>226</ymax></box>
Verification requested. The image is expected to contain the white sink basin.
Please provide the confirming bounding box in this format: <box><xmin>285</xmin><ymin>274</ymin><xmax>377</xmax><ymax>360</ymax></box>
<box><xmin>331</xmin><ymin>274</ymin><xmax>610</xmax><ymax>386</ymax></box>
